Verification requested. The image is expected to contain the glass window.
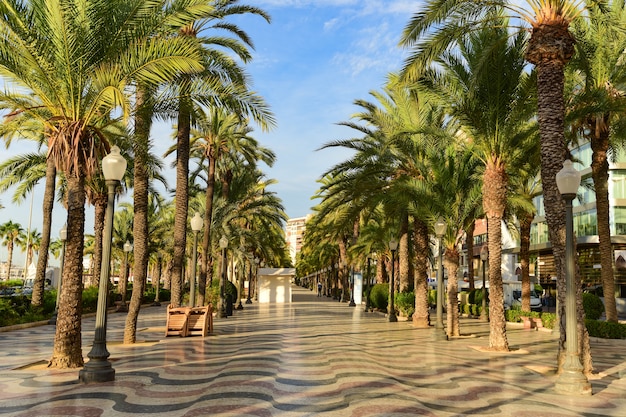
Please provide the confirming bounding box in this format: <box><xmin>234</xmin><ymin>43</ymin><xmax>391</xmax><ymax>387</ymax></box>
<box><xmin>574</xmin><ymin>209</ymin><xmax>597</xmax><ymax>237</ymax></box>
<box><xmin>611</xmin><ymin>170</ymin><xmax>626</xmax><ymax>200</ymax></box>
<box><xmin>613</xmin><ymin>207</ymin><xmax>626</xmax><ymax>236</ymax></box>
<box><xmin>571</xmin><ymin>143</ymin><xmax>592</xmax><ymax>168</ymax></box>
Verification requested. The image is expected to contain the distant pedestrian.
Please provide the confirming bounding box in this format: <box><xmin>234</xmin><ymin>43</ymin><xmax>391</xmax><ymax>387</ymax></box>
<box><xmin>317</xmin><ymin>282</ymin><xmax>323</xmax><ymax>297</ymax></box>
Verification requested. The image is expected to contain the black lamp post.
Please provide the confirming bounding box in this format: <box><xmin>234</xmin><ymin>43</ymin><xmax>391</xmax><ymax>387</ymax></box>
<box><xmin>555</xmin><ymin>159</ymin><xmax>591</xmax><ymax>395</ymax></box>
<box><xmin>246</xmin><ymin>255</ymin><xmax>254</xmax><ymax>304</ymax></box>
<box><xmin>117</xmin><ymin>240</ymin><xmax>132</xmax><ymax>312</ymax></box>
<box><xmin>480</xmin><ymin>246</ymin><xmax>488</xmax><ymax>322</ymax></box>
<box><xmin>48</xmin><ymin>224</ymin><xmax>67</xmax><ymax>325</ymax></box>
<box><xmin>218</xmin><ymin>236</ymin><xmax>228</xmax><ymax>318</ymax></box>
<box><xmin>434</xmin><ymin>217</ymin><xmax>446</xmax><ymax>338</ymax></box>
<box><xmin>79</xmin><ymin>145</ymin><xmax>126</xmax><ymax>383</ymax></box>
<box><xmin>388</xmin><ymin>238</ymin><xmax>398</xmax><ymax>322</ymax></box>
<box><xmin>189</xmin><ymin>212</ymin><xmax>203</xmax><ymax>308</ymax></box>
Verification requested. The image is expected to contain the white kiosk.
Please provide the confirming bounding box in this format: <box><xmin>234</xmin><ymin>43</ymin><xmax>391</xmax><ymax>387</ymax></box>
<box><xmin>257</xmin><ymin>268</ymin><xmax>296</xmax><ymax>303</ymax></box>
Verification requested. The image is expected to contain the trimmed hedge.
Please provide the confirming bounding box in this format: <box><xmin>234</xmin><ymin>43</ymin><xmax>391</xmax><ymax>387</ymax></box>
<box><xmin>395</xmin><ymin>291</ymin><xmax>415</xmax><ymax>317</ymax></box>
<box><xmin>582</xmin><ymin>293</ymin><xmax>605</xmax><ymax>320</ymax></box>
<box><xmin>369</xmin><ymin>283</ymin><xmax>388</xmax><ymax>310</ymax></box>
<box><xmin>585</xmin><ymin>319</ymin><xmax>626</xmax><ymax>339</ymax></box>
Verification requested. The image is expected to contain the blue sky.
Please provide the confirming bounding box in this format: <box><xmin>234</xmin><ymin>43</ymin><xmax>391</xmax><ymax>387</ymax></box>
<box><xmin>0</xmin><ymin>0</ymin><xmax>420</xmax><ymax>265</ymax></box>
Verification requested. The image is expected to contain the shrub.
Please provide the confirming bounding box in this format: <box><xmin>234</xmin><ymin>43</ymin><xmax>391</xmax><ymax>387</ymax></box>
<box><xmin>82</xmin><ymin>286</ymin><xmax>100</xmax><ymax>313</ymax></box>
<box><xmin>540</xmin><ymin>312</ymin><xmax>556</xmax><ymax>329</ymax></box>
<box><xmin>369</xmin><ymin>283</ymin><xmax>388</xmax><ymax>310</ymax></box>
<box><xmin>428</xmin><ymin>289</ymin><xmax>437</xmax><ymax>307</ymax></box>
<box><xmin>395</xmin><ymin>291</ymin><xmax>415</xmax><ymax>317</ymax></box>
<box><xmin>582</xmin><ymin>293</ymin><xmax>605</xmax><ymax>320</ymax></box>
<box><xmin>585</xmin><ymin>319</ymin><xmax>626</xmax><ymax>339</ymax></box>
<box><xmin>468</xmin><ymin>289</ymin><xmax>478</xmax><ymax>304</ymax></box>
<box><xmin>505</xmin><ymin>309</ymin><xmax>523</xmax><ymax>323</ymax></box>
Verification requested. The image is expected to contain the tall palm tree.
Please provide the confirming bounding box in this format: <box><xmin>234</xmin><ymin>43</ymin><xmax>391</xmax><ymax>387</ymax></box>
<box><xmin>0</xmin><ymin>221</ymin><xmax>23</xmax><ymax>280</ymax></box>
<box><xmin>179</xmin><ymin>108</ymin><xmax>275</xmax><ymax>306</ymax></box>
<box><xmin>0</xmin><ymin>151</ymin><xmax>54</xmax><ymax>305</ymax></box>
<box><xmin>0</xmin><ymin>0</ymin><xmax>208</xmax><ymax>368</ymax></box>
<box><xmin>419</xmin><ymin>18</ymin><xmax>538</xmax><ymax>350</ymax></box>
<box><xmin>567</xmin><ymin>1</ymin><xmax>626</xmax><ymax>323</ymax></box>
<box><xmin>399</xmin><ymin>0</ymin><xmax>598</xmax><ymax>374</ymax></box>
<box><xmin>168</xmin><ymin>0</ymin><xmax>274</xmax><ymax>308</ymax></box>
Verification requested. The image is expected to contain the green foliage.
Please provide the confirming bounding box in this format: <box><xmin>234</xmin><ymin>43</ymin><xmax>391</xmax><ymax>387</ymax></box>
<box><xmin>82</xmin><ymin>287</ymin><xmax>100</xmax><ymax>313</ymax></box>
<box><xmin>428</xmin><ymin>289</ymin><xmax>436</xmax><ymax>307</ymax></box>
<box><xmin>540</xmin><ymin>312</ymin><xmax>556</xmax><ymax>329</ymax></box>
<box><xmin>0</xmin><ymin>298</ymin><xmax>20</xmax><ymax>326</ymax></box>
<box><xmin>582</xmin><ymin>292</ymin><xmax>605</xmax><ymax>320</ymax></box>
<box><xmin>142</xmin><ymin>287</ymin><xmax>171</xmax><ymax>304</ymax></box>
<box><xmin>468</xmin><ymin>289</ymin><xmax>478</xmax><ymax>304</ymax></box>
<box><xmin>505</xmin><ymin>309</ymin><xmax>523</xmax><ymax>323</ymax></box>
<box><xmin>369</xmin><ymin>283</ymin><xmax>388</xmax><ymax>310</ymax></box>
<box><xmin>395</xmin><ymin>291</ymin><xmax>415</xmax><ymax>317</ymax></box>
<box><xmin>585</xmin><ymin>319</ymin><xmax>626</xmax><ymax>339</ymax></box>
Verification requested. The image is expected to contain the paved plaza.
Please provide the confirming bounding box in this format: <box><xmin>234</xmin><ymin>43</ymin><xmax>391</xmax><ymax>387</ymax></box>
<box><xmin>0</xmin><ymin>285</ymin><xmax>625</xmax><ymax>416</ymax></box>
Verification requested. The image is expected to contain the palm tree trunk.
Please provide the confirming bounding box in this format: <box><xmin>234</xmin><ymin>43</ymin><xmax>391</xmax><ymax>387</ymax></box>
<box><xmin>125</xmin><ymin>85</ymin><xmax>152</xmax><ymax>344</ymax></box>
<box><xmin>198</xmin><ymin>154</ymin><xmax>217</xmax><ymax>306</ymax></box>
<box><xmin>413</xmin><ymin>218</ymin><xmax>430</xmax><ymax>328</ymax></box>
<box><xmin>31</xmin><ymin>159</ymin><xmax>56</xmax><ymax>306</ymax></box>
<box><xmin>399</xmin><ymin>213</ymin><xmax>410</xmax><ymax>292</ymax></box>
<box><xmin>520</xmin><ymin>212</ymin><xmax>533</xmax><ymax>313</ymax></box>
<box><xmin>444</xmin><ymin>246</ymin><xmax>460</xmax><ymax>337</ymax></box>
<box><xmin>171</xmin><ymin>91</ymin><xmax>192</xmax><ymax>307</ymax></box>
<box><xmin>535</xmin><ymin>60</ymin><xmax>592</xmax><ymax>374</ymax></box>
<box><xmin>91</xmin><ymin>194</ymin><xmax>106</xmax><ymax>289</ymax></box>
<box><xmin>6</xmin><ymin>241</ymin><xmax>14</xmax><ymax>280</ymax></box>
<box><xmin>50</xmin><ymin>173</ymin><xmax>85</xmax><ymax>368</ymax></box>
<box><xmin>591</xmin><ymin>127</ymin><xmax>618</xmax><ymax>322</ymax></box>
<box><xmin>483</xmin><ymin>159</ymin><xmax>509</xmax><ymax>351</ymax></box>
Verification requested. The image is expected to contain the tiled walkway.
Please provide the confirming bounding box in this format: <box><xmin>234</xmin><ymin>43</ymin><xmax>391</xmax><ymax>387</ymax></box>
<box><xmin>0</xmin><ymin>285</ymin><xmax>625</xmax><ymax>416</ymax></box>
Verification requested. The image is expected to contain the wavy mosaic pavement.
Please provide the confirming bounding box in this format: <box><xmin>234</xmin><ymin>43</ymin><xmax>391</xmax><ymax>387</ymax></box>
<box><xmin>0</xmin><ymin>286</ymin><xmax>625</xmax><ymax>416</ymax></box>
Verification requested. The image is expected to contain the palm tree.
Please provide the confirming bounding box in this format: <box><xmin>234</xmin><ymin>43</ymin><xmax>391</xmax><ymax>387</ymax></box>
<box><xmin>567</xmin><ymin>1</ymin><xmax>626</xmax><ymax>323</ymax></box>
<box><xmin>0</xmin><ymin>151</ymin><xmax>55</xmax><ymax>305</ymax></box>
<box><xmin>168</xmin><ymin>0</ymin><xmax>274</xmax><ymax>308</ymax></box>
<box><xmin>0</xmin><ymin>221</ymin><xmax>23</xmax><ymax>280</ymax></box>
<box><xmin>180</xmin><ymin>108</ymin><xmax>275</xmax><ymax>306</ymax></box>
<box><xmin>0</xmin><ymin>0</ymin><xmax>209</xmax><ymax>368</ymax></box>
<box><xmin>419</xmin><ymin>18</ymin><xmax>538</xmax><ymax>349</ymax></box>
<box><xmin>399</xmin><ymin>0</ymin><xmax>596</xmax><ymax>374</ymax></box>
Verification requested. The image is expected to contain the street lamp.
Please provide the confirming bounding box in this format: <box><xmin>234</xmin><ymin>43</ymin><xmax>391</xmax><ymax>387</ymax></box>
<box><xmin>118</xmin><ymin>240</ymin><xmax>132</xmax><ymax>312</ymax></box>
<box><xmin>555</xmin><ymin>159</ymin><xmax>591</xmax><ymax>395</ymax></box>
<box><xmin>388</xmin><ymin>238</ymin><xmax>398</xmax><ymax>322</ymax></box>
<box><xmin>246</xmin><ymin>254</ymin><xmax>254</xmax><ymax>304</ymax></box>
<box><xmin>189</xmin><ymin>212</ymin><xmax>203</xmax><ymax>308</ymax></box>
<box><xmin>48</xmin><ymin>224</ymin><xmax>67</xmax><ymax>325</ymax></box>
<box><xmin>434</xmin><ymin>217</ymin><xmax>446</xmax><ymax>338</ymax></box>
<box><xmin>364</xmin><ymin>254</ymin><xmax>372</xmax><ymax>312</ymax></box>
<box><xmin>79</xmin><ymin>145</ymin><xmax>126</xmax><ymax>383</ymax></box>
<box><xmin>480</xmin><ymin>246</ymin><xmax>489</xmax><ymax>322</ymax></box>
<box><xmin>219</xmin><ymin>236</ymin><xmax>228</xmax><ymax>318</ymax></box>
<box><xmin>252</xmin><ymin>257</ymin><xmax>259</xmax><ymax>302</ymax></box>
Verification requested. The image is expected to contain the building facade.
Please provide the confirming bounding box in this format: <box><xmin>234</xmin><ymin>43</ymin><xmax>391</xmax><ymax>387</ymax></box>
<box><xmin>285</xmin><ymin>215</ymin><xmax>311</xmax><ymax>265</ymax></box>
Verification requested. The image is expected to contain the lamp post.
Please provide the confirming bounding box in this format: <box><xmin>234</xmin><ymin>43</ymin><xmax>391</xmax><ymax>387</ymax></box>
<box><xmin>253</xmin><ymin>257</ymin><xmax>259</xmax><ymax>302</ymax></box>
<box><xmin>48</xmin><ymin>224</ymin><xmax>67</xmax><ymax>325</ymax></box>
<box><xmin>118</xmin><ymin>240</ymin><xmax>132</xmax><ymax>312</ymax></box>
<box><xmin>364</xmin><ymin>254</ymin><xmax>372</xmax><ymax>312</ymax></box>
<box><xmin>189</xmin><ymin>212</ymin><xmax>203</xmax><ymax>308</ymax></box>
<box><xmin>152</xmin><ymin>253</ymin><xmax>162</xmax><ymax>306</ymax></box>
<box><xmin>79</xmin><ymin>145</ymin><xmax>126</xmax><ymax>383</ymax></box>
<box><xmin>434</xmin><ymin>217</ymin><xmax>446</xmax><ymax>338</ymax></box>
<box><xmin>219</xmin><ymin>236</ymin><xmax>228</xmax><ymax>318</ymax></box>
<box><xmin>555</xmin><ymin>160</ymin><xmax>591</xmax><ymax>395</ymax></box>
<box><xmin>388</xmin><ymin>239</ymin><xmax>398</xmax><ymax>322</ymax></box>
<box><xmin>480</xmin><ymin>246</ymin><xmax>488</xmax><ymax>322</ymax></box>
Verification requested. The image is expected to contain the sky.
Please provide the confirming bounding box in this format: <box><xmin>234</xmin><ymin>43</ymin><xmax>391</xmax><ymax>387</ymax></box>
<box><xmin>0</xmin><ymin>0</ymin><xmax>422</xmax><ymax>266</ymax></box>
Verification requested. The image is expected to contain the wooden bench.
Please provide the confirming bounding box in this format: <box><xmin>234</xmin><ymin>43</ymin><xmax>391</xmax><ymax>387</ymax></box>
<box><xmin>165</xmin><ymin>305</ymin><xmax>213</xmax><ymax>337</ymax></box>
<box><xmin>186</xmin><ymin>305</ymin><xmax>213</xmax><ymax>337</ymax></box>
<box><xmin>165</xmin><ymin>305</ymin><xmax>190</xmax><ymax>337</ymax></box>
